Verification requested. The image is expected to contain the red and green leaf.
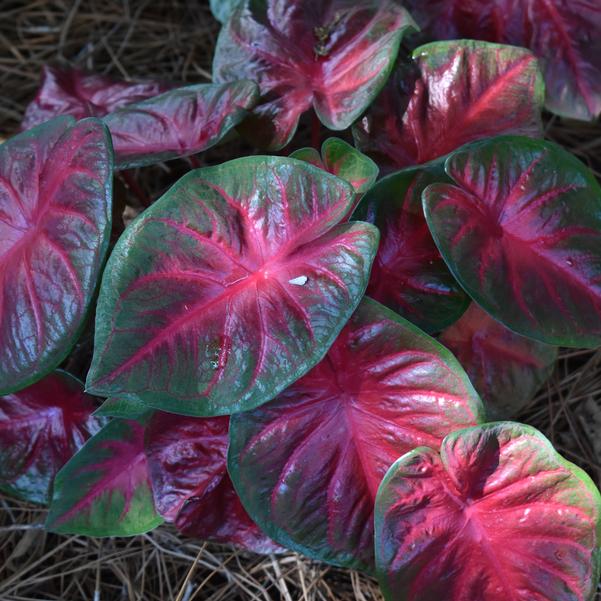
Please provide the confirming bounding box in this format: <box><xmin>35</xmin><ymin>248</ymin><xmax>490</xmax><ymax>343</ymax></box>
<box><xmin>213</xmin><ymin>0</ymin><xmax>416</xmax><ymax>149</ymax></box>
<box><xmin>440</xmin><ymin>304</ymin><xmax>558</xmax><ymax>419</ymax></box>
<box><xmin>46</xmin><ymin>417</ymin><xmax>162</xmax><ymax>536</ymax></box>
<box><xmin>375</xmin><ymin>422</ymin><xmax>601</xmax><ymax>601</ymax></box>
<box><xmin>402</xmin><ymin>0</ymin><xmax>601</xmax><ymax>121</ymax></box>
<box><xmin>354</xmin><ymin>40</ymin><xmax>543</xmax><ymax>171</ymax></box>
<box><xmin>0</xmin><ymin>116</ymin><xmax>113</xmax><ymax>394</ymax></box>
<box><xmin>86</xmin><ymin>156</ymin><xmax>379</xmax><ymax>416</ymax></box>
<box><xmin>228</xmin><ymin>297</ymin><xmax>484</xmax><ymax>571</ymax></box>
<box><xmin>291</xmin><ymin>138</ymin><xmax>378</xmax><ymax>197</ymax></box>
<box><xmin>104</xmin><ymin>81</ymin><xmax>260</xmax><ymax>169</ymax></box>
<box><xmin>353</xmin><ymin>166</ymin><xmax>468</xmax><ymax>333</ymax></box>
<box><xmin>145</xmin><ymin>412</ymin><xmax>280</xmax><ymax>553</ymax></box>
<box><xmin>423</xmin><ymin>135</ymin><xmax>601</xmax><ymax>347</ymax></box>
<box><xmin>0</xmin><ymin>370</ymin><xmax>103</xmax><ymax>504</ymax></box>
<box><xmin>22</xmin><ymin>66</ymin><xmax>170</xmax><ymax>130</ymax></box>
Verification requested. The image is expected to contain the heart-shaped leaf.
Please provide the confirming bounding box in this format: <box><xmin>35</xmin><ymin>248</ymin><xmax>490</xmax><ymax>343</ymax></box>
<box><xmin>213</xmin><ymin>0</ymin><xmax>416</xmax><ymax>149</ymax></box>
<box><xmin>210</xmin><ymin>0</ymin><xmax>242</xmax><ymax>23</ymax></box>
<box><xmin>22</xmin><ymin>66</ymin><xmax>170</xmax><ymax>130</ymax></box>
<box><xmin>353</xmin><ymin>166</ymin><xmax>468</xmax><ymax>333</ymax></box>
<box><xmin>104</xmin><ymin>81</ymin><xmax>260</xmax><ymax>169</ymax></box>
<box><xmin>0</xmin><ymin>370</ymin><xmax>103</xmax><ymax>504</ymax></box>
<box><xmin>228</xmin><ymin>297</ymin><xmax>484</xmax><ymax>571</ymax></box>
<box><xmin>0</xmin><ymin>116</ymin><xmax>113</xmax><ymax>394</ymax></box>
<box><xmin>423</xmin><ymin>136</ymin><xmax>601</xmax><ymax>347</ymax></box>
<box><xmin>401</xmin><ymin>0</ymin><xmax>601</xmax><ymax>121</ymax></box>
<box><xmin>354</xmin><ymin>40</ymin><xmax>544</xmax><ymax>171</ymax></box>
<box><xmin>87</xmin><ymin>156</ymin><xmax>379</xmax><ymax>416</ymax></box>
<box><xmin>440</xmin><ymin>304</ymin><xmax>558</xmax><ymax>419</ymax></box>
<box><xmin>375</xmin><ymin>422</ymin><xmax>601</xmax><ymax>601</ymax></box>
<box><xmin>291</xmin><ymin>138</ymin><xmax>378</xmax><ymax>197</ymax></box>
<box><xmin>145</xmin><ymin>412</ymin><xmax>280</xmax><ymax>553</ymax></box>
<box><xmin>46</xmin><ymin>417</ymin><xmax>162</xmax><ymax>536</ymax></box>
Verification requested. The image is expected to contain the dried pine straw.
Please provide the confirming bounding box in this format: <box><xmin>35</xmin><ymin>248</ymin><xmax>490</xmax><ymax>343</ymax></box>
<box><xmin>1</xmin><ymin>1</ymin><xmax>601</xmax><ymax>599</ymax></box>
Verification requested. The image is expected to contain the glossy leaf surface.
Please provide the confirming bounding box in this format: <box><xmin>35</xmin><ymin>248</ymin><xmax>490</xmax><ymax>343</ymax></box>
<box><xmin>104</xmin><ymin>81</ymin><xmax>259</xmax><ymax>169</ymax></box>
<box><xmin>145</xmin><ymin>412</ymin><xmax>279</xmax><ymax>552</ymax></box>
<box><xmin>423</xmin><ymin>136</ymin><xmax>601</xmax><ymax>347</ymax></box>
<box><xmin>87</xmin><ymin>156</ymin><xmax>378</xmax><ymax>416</ymax></box>
<box><xmin>401</xmin><ymin>0</ymin><xmax>601</xmax><ymax>121</ymax></box>
<box><xmin>213</xmin><ymin>0</ymin><xmax>416</xmax><ymax>149</ymax></box>
<box><xmin>0</xmin><ymin>116</ymin><xmax>113</xmax><ymax>394</ymax></box>
<box><xmin>22</xmin><ymin>66</ymin><xmax>169</xmax><ymax>130</ymax></box>
<box><xmin>375</xmin><ymin>423</ymin><xmax>601</xmax><ymax>601</ymax></box>
<box><xmin>291</xmin><ymin>138</ymin><xmax>378</xmax><ymax>197</ymax></box>
<box><xmin>353</xmin><ymin>166</ymin><xmax>467</xmax><ymax>333</ymax></box>
<box><xmin>46</xmin><ymin>417</ymin><xmax>162</xmax><ymax>536</ymax></box>
<box><xmin>354</xmin><ymin>40</ymin><xmax>543</xmax><ymax>171</ymax></box>
<box><xmin>0</xmin><ymin>371</ymin><xmax>102</xmax><ymax>504</ymax></box>
<box><xmin>440</xmin><ymin>304</ymin><xmax>557</xmax><ymax>419</ymax></box>
<box><xmin>229</xmin><ymin>298</ymin><xmax>484</xmax><ymax>571</ymax></box>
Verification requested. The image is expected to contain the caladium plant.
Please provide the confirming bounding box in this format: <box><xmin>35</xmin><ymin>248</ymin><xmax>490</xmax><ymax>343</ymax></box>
<box><xmin>22</xmin><ymin>66</ymin><xmax>171</xmax><ymax>131</ymax></box>
<box><xmin>87</xmin><ymin>156</ymin><xmax>378</xmax><ymax>416</ymax></box>
<box><xmin>145</xmin><ymin>411</ymin><xmax>280</xmax><ymax>553</ymax></box>
<box><xmin>2</xmin><ymin>5</ymin><xmax>601</xmax><ymax>600</ymax></box>
<box><xmin>228</xmin><ymin>297</ymin><xmax>484</xmax><ymax>571</ymax></box>
<box><xmin>0</xmin><ymin>116</ymin><xmax>112</xmax><ymax>394</ymax></box>
<box><xmin>375</xmin><ymin>423</ymin><xmax>601</xmax><ymax>601</ymax></box>
<box><xmin>354</xmin><ymin>40</ymin><xmax>544</xmax><ymax>171</ymax></box>
<box><xmin>213</xmin><ymin>0</ymin><xmax>417</xmax><ymax>149</ymax></box>
<box><xmin>0</xmin><ymin>370</ymin><xmax>103</xmax><ymax>504</ymax></box>
<box><xmin>440</xmin><ymin>304</ymin><xmax>558</xmax><ymax>419</ymax></box>
<box><xmin>401</xmin><ymin>0</ymin><xmax>601</xmax><ymax>121</ymax></box>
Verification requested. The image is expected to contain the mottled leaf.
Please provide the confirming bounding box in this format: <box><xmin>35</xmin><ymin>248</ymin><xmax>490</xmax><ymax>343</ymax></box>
<box><xmin>353</xmin><ymin>165</ymin><xmax>468</xmax><ymax>333</ymax></box>
<box><xmin>440</xmin><ymin>304</ymin><xmax>558</xmax><ymax>419</ymax></box>
<box><xmin>375</xmin><ymin>422</ymin><xmax>601</xmax><ymax>601</ymax></box>
<box><xmin>145</xmin><ymin>412</ymin><xmax>280</xmax><ymax>553</ymax></box>
<box><xmin>228</xmin><ymin>297</ymin><xmax>484</xmax><ymax>571</ymax></box>
<box><xmin>402</xmin><ymin>0</ymin><xmax>601</xmax><ymax>121</ymax></box>
<box><xmin>0</xmin><ymin>116</ymin><xmax>113</xmax><ymax>394</ymax></box>
<box><xmin>354</xmin><ymin>40</ymin><xmax>543</xmax><ymax>171</ymax></box>
<box><xmin>0</xmin><ymin>370</ymin><xmax>102</xmax><ymax>504</ymax></box>
<box><xmin>22</xmin><ymin>66</ymin><xmax>169</xmax><ymax>130</ymax></box>
<box><xmin>104</xmin><ymin>81</ymin><xmax>260</xmax><ymax>169</ymax></box>
<box><xmin>423</xmin><ymin>136</ymin><xmax>601</xmax><ymax>347</ymax></box>
<box><xmin>87</xmin><ymin>156</ymin><xmax>378</xmax><ymax>416</ymax></box>
<box><xmin>46</xmin><ymin>417</ymin><xmax>162</xmax><ymax>536</ymax></box>
<box><xmin>213</xmin><ymin>0</ymin><xmax>416</xmax><ymax>149</ymax></box>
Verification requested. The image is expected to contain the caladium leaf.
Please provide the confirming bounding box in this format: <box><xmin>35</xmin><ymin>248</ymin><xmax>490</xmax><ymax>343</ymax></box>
<box><xmin>291</xmin><ymin>138</ymin><xmax>379</xmax><ymax>198</ymax></box>
<box><xmin>94</xmin><ymin>397</ymin><xmax>148</xmax><ymax>419</ymax></box>
<box><xmin>22</xmin><ymin>66</ymin><xmax>170</xmax><ymax>130</ymax></box>
<box><xmin>354</xmin><ymin>40</ymin><xmax>544</xmax><ymax>171</ymax></box>
<box><xmin>423</xmin><ymin>136</ymin><xmax>601</xmax><ymax>347</ymax></box>
<box><xmin>210</xmin><ymin>0</ymin><xmax>243</xmax><ymax>23</ymax></box>
<box><xmin>353</xmin><ymin>166</ymin><xmax>468</xmax><ymax>333</ymax></box>
<box><xmin>103</xmin><ymin>81</ymin><xmax>260</xmax><ymax>169</ymax></box>
<box><xmin>46</xmin><ymin>417</ymin><xmax>162</xmax><ymax>536</ymax></box>
<box><xmin>401</xmin><ymin>0</ymin><xmax>601</xmax><ymax>121</ymax></box>
<box><xmin>145</xmin><ymin>412</ymin><xmax>280</xmax><ymax>553</ymax></box>
<box><xmin>87</xmin><ymin>156</ymin><xmax>378</xmax><ymax>416</ymax></box>
<box><xmin>375</xmin><ymin>422</ymin><xmax>601</xmax><ymax>601</ymax></box>
<box><xmin>0</xmin><ymin>116</ymin><xmax>113</xmax><ymax>394</ymax></box>
<box><xmin>213</xmin><ymin>0</ymin><xmax>416</xmax><ymax>150</ymax></box>
<box><xmin>228</xmin><ymin>297</ymin><xmax>484</xmax><ymax>571</ymax></box>
<box><xmin>0</xmin><ymin>370</ymin><xmax>102</xmax><ymax>504</ymax></box>
<box><xmin>440</xmin><ymin>304</ymin><xmax>558</xmax><ymax>419</ymax></box>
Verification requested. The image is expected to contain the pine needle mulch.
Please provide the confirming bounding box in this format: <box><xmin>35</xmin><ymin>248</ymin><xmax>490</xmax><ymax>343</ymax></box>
<box><xmin>1</xmin><ymin>2</ymin><xmax>600</xmax><ymax>599</ymax></box>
